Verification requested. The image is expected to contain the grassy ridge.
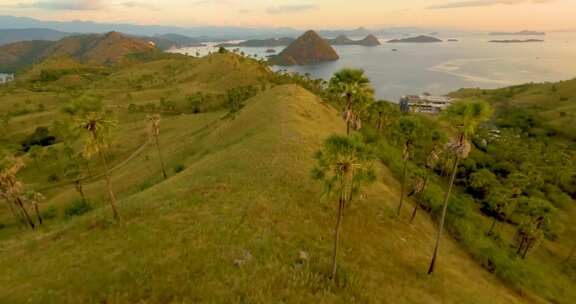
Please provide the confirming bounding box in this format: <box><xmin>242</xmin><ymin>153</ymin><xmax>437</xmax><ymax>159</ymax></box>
<box><xmin>0</xmin><ymin>57</ymin><xmax>526</xmax><ymax>303</ymax></box>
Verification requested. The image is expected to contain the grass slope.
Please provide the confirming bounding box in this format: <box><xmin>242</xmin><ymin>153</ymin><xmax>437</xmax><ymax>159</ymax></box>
<box><xmin>0</xmin><ymin>83</ymin><xmax>526</xmax><ymax>303</ymax></box>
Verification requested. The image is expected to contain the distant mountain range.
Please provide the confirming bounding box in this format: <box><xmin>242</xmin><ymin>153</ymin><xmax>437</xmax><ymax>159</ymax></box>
<box><xmin>0</xmin><ymin>28</ymin><xmax>203</xmax><ymax>51</ymax></box>
<box><xmin>0</xmin><ymin>15</ymin><xmax>455</xmax><ymax>40</ymax></box>
<box><xmin>0</xmin><ymin>28</ymin><xmax>73</xmax><ymax>45</ymax></box>
<box><xmin>217</xmin><ymin>34</ymin><xmax>381</xmax><ymax>48</ymax></box>
<box><xmin>0</xmin><ymin>31</ymin><xmax>157</xmax><ymax>73</ymax></box>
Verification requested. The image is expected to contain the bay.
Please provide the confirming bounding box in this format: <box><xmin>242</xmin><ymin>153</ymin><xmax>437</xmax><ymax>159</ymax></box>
<box><xmin>171</xmin><ymin>32</ymin><xmax>576</xmax><ymax>101</ymax></box>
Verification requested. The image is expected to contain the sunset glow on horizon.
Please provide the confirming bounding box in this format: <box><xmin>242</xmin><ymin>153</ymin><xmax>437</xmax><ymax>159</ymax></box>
<box><xmin>1</xmin><ymin>0</ymin><xmax>575</xmax><ymax>31</ymax></box>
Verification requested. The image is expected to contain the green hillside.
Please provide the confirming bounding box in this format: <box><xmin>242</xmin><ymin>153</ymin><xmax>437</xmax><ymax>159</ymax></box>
<box><xmin>451</xmin><ymin>79</ymin><xmax>576</xmax><ymax>141</ymax></box>
<box><xmin>0</xmin><ymin>52</ymin><xmax>574</xmax><ymax>303</ymax></box>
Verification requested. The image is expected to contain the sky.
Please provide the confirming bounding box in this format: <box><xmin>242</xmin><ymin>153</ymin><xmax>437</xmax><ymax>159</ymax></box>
<box><xmin>0</xmin><ymin>0</ymin><xmax>575</xmax><ymax>31</ymax></box>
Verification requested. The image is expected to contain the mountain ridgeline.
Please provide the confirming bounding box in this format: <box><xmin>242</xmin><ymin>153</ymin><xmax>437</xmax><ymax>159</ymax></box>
<box><xmin>0</xmin><ymin>31</ymin><xmax>158</xmax><ymax>73</ymax></box>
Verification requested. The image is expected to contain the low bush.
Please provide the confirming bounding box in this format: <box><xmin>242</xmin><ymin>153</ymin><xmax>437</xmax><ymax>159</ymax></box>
<box><xmin>64</xmin><ymin>198</ymin><xmax>94</xmax><ymax>218</ymax></box>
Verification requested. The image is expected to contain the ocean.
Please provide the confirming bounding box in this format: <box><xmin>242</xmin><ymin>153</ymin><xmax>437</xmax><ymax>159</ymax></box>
<box><xmin>170</xmin><ymin>32</ymin><xmax>576</xmax><ymax>101</ymax></box>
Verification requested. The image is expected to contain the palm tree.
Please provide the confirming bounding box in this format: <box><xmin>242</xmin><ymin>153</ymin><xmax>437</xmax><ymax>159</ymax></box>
<box><xmin>0</xmin><ymin>157</ymin><xmax>36</xmax><ymax>229</ymax></box>
<box><xmin>410</xmin><ymin>130</ymin><xmax>443</xmax><ymax>223</ymax></box>
<box><xmin>368</xmin><ymin>100</ymin><xmax>399</xmax><ymax>133</ymax></box>
<box><xmin>329</xmin><ymin>69</ymin><xmax>374</xmax><ymax>135</ymax></box>
<box><xmin>148</xmin><ymin>114</ymin><xmax>167</xmax><ymax>179</ymax></box>
<box><xmin>312</xmin><ymin>135</ymin><xmax>376</xmax><ymax>281</ymax></box>
<box><xmin>76</xmin><ymin>111</ymin><xmax>119</xmax><ymax>220</ymax></box>
<box><xmin>26</xmin><ymin>191</ymin><xmax>44</xmax><ymax>225</ymax></box>
<box><xmin>396</xmin><ymin>116</ymin><xmax>421</xmax><ymax>217</ymax></box>
<box><xmin>427</xmin><ymin>100</ymin><xmax>493</xmax><ymax>274</ymax></box>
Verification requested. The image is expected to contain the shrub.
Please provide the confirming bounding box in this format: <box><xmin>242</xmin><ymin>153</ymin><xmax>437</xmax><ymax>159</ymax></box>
<box><xmin>174</xmin><ymin>164</ymin><xmax>186</xmax><ymax>173</ymax></box>
<box><xmin>42</xmin><ymin>206</ymin><xmax>58</xmax><ymax>220</ymax></box>
<box><xmin>65</xmin><ymin>198</ymin><xmax>94</xmax><ymax>218</ymax></box>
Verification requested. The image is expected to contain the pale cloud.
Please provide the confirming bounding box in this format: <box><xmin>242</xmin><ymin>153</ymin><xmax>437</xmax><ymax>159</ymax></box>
<box><xmin>266</xmin><ymin>4</ymin><xmax>318</xmax><ymax>15</ymax></box>
<box><xmin>428</xmin><ymin>0</ymin><xmax>555</xmax><ymax>9</ymax></box>
<box><xmin>193</xmin><ymin>0</ymin><xmax>234</xmax><ymax>5</ymax></box>
<box><xmin>18</xmin><ymin>0</ymin><xmax>104</xmax><ymax>10</ymax></box>
<box><xmin>121</xmin><ymin>1</ymin><xmax>158</xmax><ymax>10</ymax></box>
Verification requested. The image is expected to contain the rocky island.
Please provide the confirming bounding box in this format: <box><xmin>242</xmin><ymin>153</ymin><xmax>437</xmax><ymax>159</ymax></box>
<box><xmin>489</xmin><ymin>30</ymin><xmax>546</xmax><ymax>36</ymax></box>
<box><xmin>269</xmin><ymin>30</ymin><xmax>339</xmax><ymax>66</ymax></box>
<box><xmin>489</xmin><ymin>39</ymin><xmax>544</xmax><ymax>43</ymax></box>
<box><xmin>326</xmin><ymin>34</ymin><xmax>381</xmax><ymax>46</ymax></box>
<box><xmin>387</xmin><ymin>35</ymin><xmax>443</xmax><ymax>43</ymax></box>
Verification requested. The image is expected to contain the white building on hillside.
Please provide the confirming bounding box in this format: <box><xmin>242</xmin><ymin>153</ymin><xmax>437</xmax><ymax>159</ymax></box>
<box><xmin>0</xmin><ymin>74</ymin><xmax>14</xmax><ymax>85</ymax></box>
<box><xmin>399</xmin><ymin>94</ymin><xmax>454</xmax><ymax>114</ymax></box>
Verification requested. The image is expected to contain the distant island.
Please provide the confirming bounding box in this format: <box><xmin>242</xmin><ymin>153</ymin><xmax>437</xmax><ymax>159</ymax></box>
<box><xmin>326</xmin><ymin>34</ymin><xmax>381</xmax><ymax>46</ymax></box>
<box><xmin>489</xmin><ymin>30</ymin><xmax>546</xmax><ymax>36</ymax></box>
<box><xmin>217</xmin><ymin>37</ymin><xmax>295</xmax><ymax>48</ymax></box>
<box><xmin>447</xmin><ymin>39</ymin><xmax>459</xmax><ymax>42</ymax></box>
<box><xmin>489</xmin><ymin>39</ymin><xmax>544</xmax><ymax>43</ymax></box>
<box><xmin>387</xmin><ymin>35</ymin><xmax>443</xmax><ymax>43</ymax></box>
<box><xmin>220</xmin><ymin>34</ymin><xmax>381</xmax><ymax>48</ymax></box>
<box><xmin>269</xmin><ymin>30</ymin><xmax>339</xmax><ymax>66</ymax></box>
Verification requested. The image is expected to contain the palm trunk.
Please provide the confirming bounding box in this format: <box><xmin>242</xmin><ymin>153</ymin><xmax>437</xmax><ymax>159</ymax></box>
<box><xmin>377</xmin><ymin>112</ymin><xmax>383</xmax><ymax>131</ymax></box>
<box><xmin>75</xmin><ymin>180</ymin><xmax>85</xmax><ymax>200</ymax></box>
<box><xmin>563</xmin><ymin>244</ymin><xmax>575</xmax><ymax>264</ymax></box>
<box><xmin>33</xmin><ymin>201</ymin><xmax>43</xmax><ymax>225</ymax></box>
<box><xmin>428</xmin><ymin>156</ymin><xmax>459</xmax><ymax>275</ymax></box>
<box><xmin>85</xmin><ymin>160</ymin><xmax>93</xmax><ymax>179</ymax></box>
<box><xmin>346</xmin><ymin>94</ymin><xmax>352</xmax><ymax>136</ymax></box>
<box><xmin>331</xmin><ymin>192</ymin><xmax>345</xmax><ymax>281</ymax></box>
<box><xmin>4</xmin><ymin>198</ymin><xmax>24</xmax><ymax>225</ymax></box>
<box><xmin>410</xmin><ymin>172</ymin><xmax>430</xmax><ymax>223</ymax></box>
<box><xmin>397</xmin><ymin>159</ymin><xmax>409</xmax><ymax>217</ymax></box>
<box><xmin>154</xmin><ymin>133</ymin><xmax>168</xmax><ymax>179</ymax></box>
<box><xmin>488</xmin><ymin>218</ymin><xmax>497</xmax><ymax>234</ymax></box>
<box><xmin>98</xmin><ymin>150</ymin><xmax>119</xmax><ymax>220</ymax></box>
<box><xmin>15</xmin><ymin>197</ymin><xmax>35</xmax><ymax>229</ymax></box>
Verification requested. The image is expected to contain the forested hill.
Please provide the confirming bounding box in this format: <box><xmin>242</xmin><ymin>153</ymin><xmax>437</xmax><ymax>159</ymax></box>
<box><xmin>0</xmin><ymin>31</ymin><xmax>157</xmax><ymax>73</ymax></box>
<box><xmin>451</xmin><ymin>79</ymin><xmax>576</xmax><ymax>142</ymax></box>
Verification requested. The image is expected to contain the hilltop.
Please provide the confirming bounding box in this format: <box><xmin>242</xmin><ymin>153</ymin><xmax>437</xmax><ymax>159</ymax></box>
<box><xmin>0</xmin><ymin>31</ymin><xmax>157</xmax><ymax>73</ymax></box>
<box><xmin>0</xmin><ymin>52</ymin><xmax>542</xmax><ymax>303</ymax></box>
<box><xmin>270</xmin><ymin>30</ymin><xmax>339</xmax><ymax>66</ymax></box>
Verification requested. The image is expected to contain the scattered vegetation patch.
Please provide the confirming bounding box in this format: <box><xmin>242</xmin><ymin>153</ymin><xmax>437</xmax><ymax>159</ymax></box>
<box><xmin>64</xmin><ymin>198</ymin><xmax>94</xmax><ymax>218</ymax></box>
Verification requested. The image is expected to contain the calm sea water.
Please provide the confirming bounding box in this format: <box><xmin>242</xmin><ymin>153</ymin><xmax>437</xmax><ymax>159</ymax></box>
<box><xmin>171</xmin><ymin>33</ymin><xmax>576</xmax><ymax>101</ymax></box>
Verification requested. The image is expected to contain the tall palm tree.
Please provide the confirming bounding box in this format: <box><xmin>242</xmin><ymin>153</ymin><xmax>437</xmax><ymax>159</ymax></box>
<box><xmin>148</xmin><ymin>114</ymin><xmax>167</xmax><ymax>179</ymax></box>
<box><xmin>312</xmin><ymin>135</ymin><xmax>376</xmax><ymax>281</ymax></box>
<box><xmin>396</xmin><ymin>116</ymin><xmax>421</xmax><ymax>217</ymax></box>
<box><xmin>329</xmin><ymin>69</ymin><xmax>374</xmax><ymax>135</ymax></box>
<box><xmin>410</xmin><ymin>130</ymin><xmax>443</xmax><ymax>223</ymax></box>
<box><xmin>76</xmin><ymin>111</ymin><xmax>119</xmax><ymax>220</ymax></box>
<box><xmin>427</xmin><ymin>100</ymin><xmax>493</xmax><ymax>274</ymax></box>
